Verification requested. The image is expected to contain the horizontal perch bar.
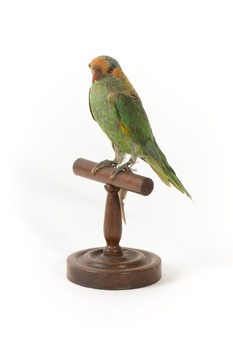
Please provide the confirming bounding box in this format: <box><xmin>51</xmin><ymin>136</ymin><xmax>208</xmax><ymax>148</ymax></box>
<box><xmin>73</xmin><ymin>158</ymin><xmax>154</xmax><ymax>196</ymax></box>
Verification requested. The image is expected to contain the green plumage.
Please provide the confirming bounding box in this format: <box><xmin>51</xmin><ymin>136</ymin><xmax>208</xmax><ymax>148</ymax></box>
<box><xmin>89</xmin><ymin>56</ymin><xmax>191</xmax><ymax>199</ymax></box>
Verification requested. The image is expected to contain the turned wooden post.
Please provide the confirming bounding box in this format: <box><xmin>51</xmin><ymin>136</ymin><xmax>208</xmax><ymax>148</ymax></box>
<box><xmin>67</xmin><ymin>158</ymin><xmax>162</xmax><ymax>290</ymax></box>
<box><xmin>103</xmin><ymin>185</ymin><xmax>123</xmax><ymax>257</ymax></box>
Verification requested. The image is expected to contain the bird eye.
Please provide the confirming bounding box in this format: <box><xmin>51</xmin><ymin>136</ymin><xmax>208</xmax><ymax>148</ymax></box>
<box><xmin>107</xmin><ymin>66</ymin><xmax>114</xmax><ymax>73</ymax></box>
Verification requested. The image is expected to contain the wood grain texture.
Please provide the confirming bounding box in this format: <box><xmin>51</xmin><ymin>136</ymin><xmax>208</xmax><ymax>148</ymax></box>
<box><xmin>73</xmin><ymin>158</ymin><xmax>154</xmax><ymax>196</ymax></box>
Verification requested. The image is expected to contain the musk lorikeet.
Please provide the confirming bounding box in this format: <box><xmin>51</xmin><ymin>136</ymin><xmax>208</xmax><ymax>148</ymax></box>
<box><xmin>88</xmin><ymin>55</ymin><xmax>191</xmax><ymax>221</ymax></box>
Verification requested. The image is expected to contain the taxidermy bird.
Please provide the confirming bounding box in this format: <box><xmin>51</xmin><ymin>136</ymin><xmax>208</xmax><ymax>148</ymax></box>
<box><xmin>88</xmin><ymin>55</ymin><xmax>191</xmax><ymax>222</ymax></box>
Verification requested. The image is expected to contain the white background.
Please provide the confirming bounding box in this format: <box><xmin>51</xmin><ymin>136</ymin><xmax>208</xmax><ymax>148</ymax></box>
<box><xmin>1</xmin><ymin>0</ymin><xmax>233</xmax><ymax>349</ymax></box>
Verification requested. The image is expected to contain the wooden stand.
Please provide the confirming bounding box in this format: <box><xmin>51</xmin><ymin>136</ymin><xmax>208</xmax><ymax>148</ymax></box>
<box><xmin>67</xmin><ymin>158</ymin><xmax>162</xmax><ymax>290</ymax></box>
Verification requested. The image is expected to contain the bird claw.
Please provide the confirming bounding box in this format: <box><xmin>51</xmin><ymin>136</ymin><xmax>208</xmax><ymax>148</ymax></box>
<box><xmin>110</xmin><ymin>162</ymin><xmax>133</xmax><ymax>180</ymax></box>
<box><xmin>91</xmin><ymin>159</ymin><xmax>117</xmax><ymax>175</ymax></box>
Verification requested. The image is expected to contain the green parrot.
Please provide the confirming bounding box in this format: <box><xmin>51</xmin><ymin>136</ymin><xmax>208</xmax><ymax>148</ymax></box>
<box><xmin>88</xmin><ymin>55</ymin><xmax>191</xmax><ymax>220</ymax></box>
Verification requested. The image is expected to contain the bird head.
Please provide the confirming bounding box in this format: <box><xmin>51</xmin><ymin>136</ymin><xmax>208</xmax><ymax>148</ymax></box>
<box><xmin>89</xmin><ymin>56</ymin><xmax>123</xmax><ymax>83</ymax></box>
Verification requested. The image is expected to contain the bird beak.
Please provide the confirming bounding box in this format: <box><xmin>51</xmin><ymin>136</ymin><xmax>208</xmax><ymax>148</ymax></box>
<box><xmin>92</xmin><ymin>69</ymin><xmax>101</xmax><ymax>83</ymax></box>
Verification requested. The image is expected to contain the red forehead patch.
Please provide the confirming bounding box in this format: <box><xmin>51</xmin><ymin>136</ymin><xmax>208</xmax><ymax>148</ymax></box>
<box><xmin>90</xmin><ymin>57</ymin><xmax>110</xmax><ymax>72</ymax></box>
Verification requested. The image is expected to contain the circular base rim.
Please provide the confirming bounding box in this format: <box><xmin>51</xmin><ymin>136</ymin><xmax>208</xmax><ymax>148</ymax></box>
<box><xmin>67</xmin><ymin>247</ymin><xmax>162</xmax><ymax>290</ymax></box>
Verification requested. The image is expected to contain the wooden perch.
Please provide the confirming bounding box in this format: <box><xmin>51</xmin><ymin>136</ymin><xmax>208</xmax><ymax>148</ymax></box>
<box><xmin>67</xmin><ymin>157</ymin><xmax>161</xmax><ymax>290</ymax></box>
<box><xmin>73</xmin><ymin>158</ymin><xmax>154</xmax><ymax>196</ymax></box>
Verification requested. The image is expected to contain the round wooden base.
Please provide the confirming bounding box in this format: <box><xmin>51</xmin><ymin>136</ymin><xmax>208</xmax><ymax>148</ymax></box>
<box><xmin>67</xmin><ymin>247</ymin><xmax>162</xmax><ymax>290</ymax></box>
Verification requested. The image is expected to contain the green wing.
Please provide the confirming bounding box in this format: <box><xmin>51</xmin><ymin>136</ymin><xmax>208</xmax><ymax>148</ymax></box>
<box><xmin>115</xmin><ymin>93</ymin><xmax>162</xmax><ymax>160</ymax></box>
<box><xmin>115</xmin><ymin>93</ymin><xmax>192</xmax><ymax>198</ymax></box>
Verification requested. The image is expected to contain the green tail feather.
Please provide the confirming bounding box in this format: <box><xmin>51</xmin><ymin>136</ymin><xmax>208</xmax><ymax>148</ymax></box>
<box><xmin>143</xmin><ymin>155</ymin><xmax>192</xmax><ymax>199</ymax></box>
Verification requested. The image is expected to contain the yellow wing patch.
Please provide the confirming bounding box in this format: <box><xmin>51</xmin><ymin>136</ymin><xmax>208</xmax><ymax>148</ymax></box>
<box><xmin>121</xmin><ymin>121</ymin><xmax>130</xmax><ymax>135</ymax></box>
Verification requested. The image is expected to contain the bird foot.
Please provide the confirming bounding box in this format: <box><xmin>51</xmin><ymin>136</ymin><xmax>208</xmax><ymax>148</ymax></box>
<box><xmin>91</xmin><ymin>159</ymin><xmax>117</xmax><ymax>175</ymax></box>
<box><xmin>110</xmin><ymin>161</ymin><xmax>133</xmax><ymax>180</ymax></box>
